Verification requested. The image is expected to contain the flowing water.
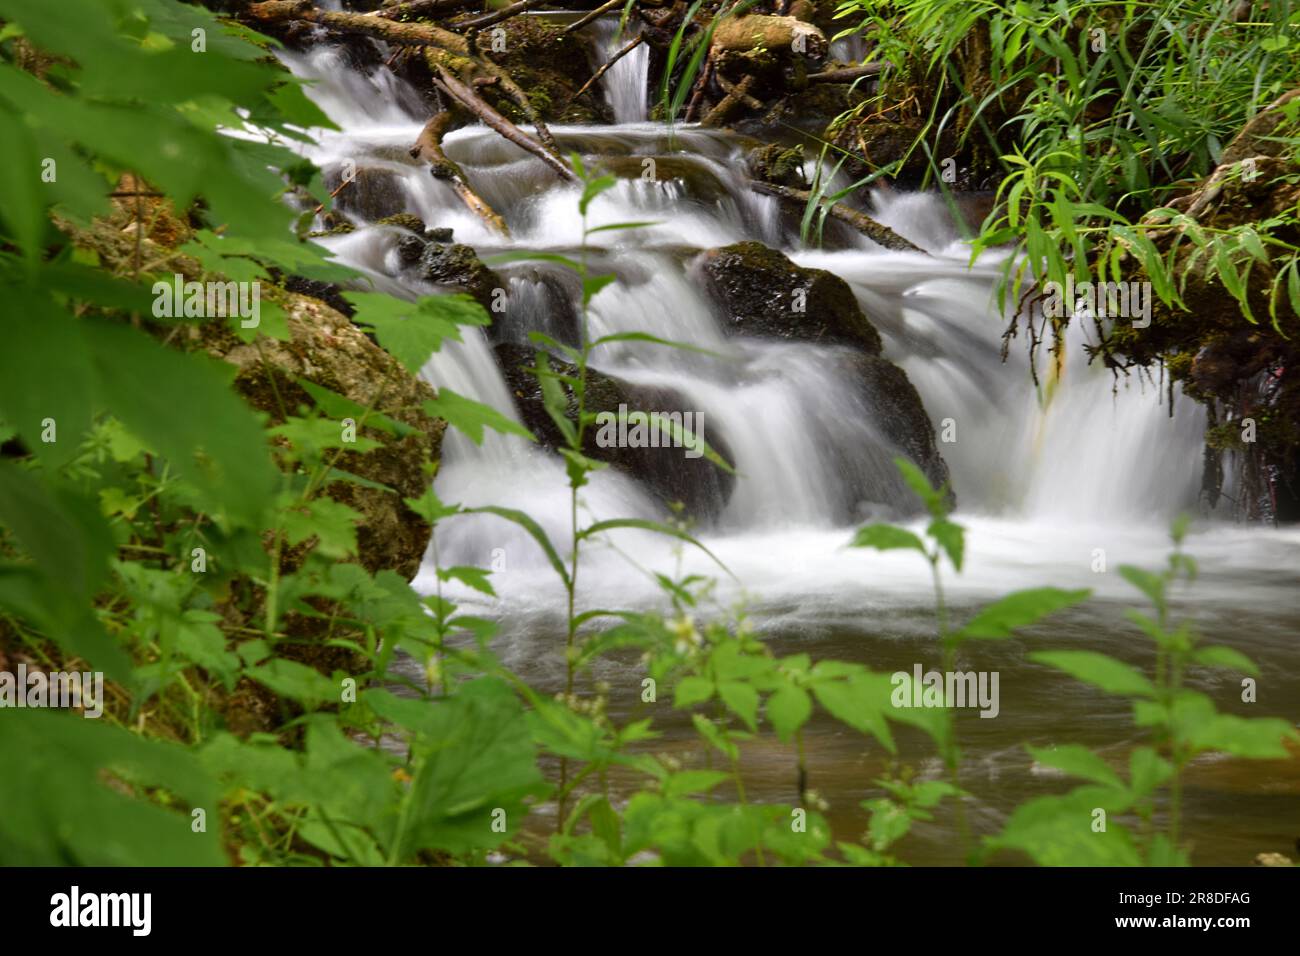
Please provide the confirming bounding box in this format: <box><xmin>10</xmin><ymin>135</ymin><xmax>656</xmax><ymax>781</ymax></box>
<box><xmin>278</xmin><ymin>32</ymin><xmax>1300</xmax><ymax>865</ymax></box>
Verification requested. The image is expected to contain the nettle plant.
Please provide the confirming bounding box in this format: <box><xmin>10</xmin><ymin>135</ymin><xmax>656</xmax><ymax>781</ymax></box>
<box><xmin>1</xmin><ymin>0</ymin><xmax>1293</xmax><ymax>868</ymax></box>
<box><xmin>993</xmin><ymin>517</ymin><xmax>1298</xmax><ymax>866</ymax></box>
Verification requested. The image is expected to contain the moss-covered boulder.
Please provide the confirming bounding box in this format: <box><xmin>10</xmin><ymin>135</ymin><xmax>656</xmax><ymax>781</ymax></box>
<box><xmin>480</xmin><ymin>17</ymin><xmax>611</xmax><ymax>125</ymax></box>
<box><xmin>193</xmin><ymin>292</ymin><xmax>445</xmax><ymax>580</ymax></box>
<box><xmin>698</xmin><ymin>241</ymin><xmax>883</xmax><ymax>352</ymax></box>
<box><xmin>1101</xmin><ymin>89</ymin><xmax>1300</xmax><ymax>521</ymax></box>
<box><xmin>417</xmin><ymin>241</ymin><xmax>503</xmax><ymax>313</ymax></box>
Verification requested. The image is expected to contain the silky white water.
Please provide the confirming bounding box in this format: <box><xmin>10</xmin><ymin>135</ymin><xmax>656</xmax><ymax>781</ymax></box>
<box><xmin>271</xmin><ymin>31</ymin><xmax>1300</xmax><ymax>864</ymax></box>
<box><xmin>271</xmin><ymin>38</ymin><xmax>1298</xmax><ymax>623</ymax></box>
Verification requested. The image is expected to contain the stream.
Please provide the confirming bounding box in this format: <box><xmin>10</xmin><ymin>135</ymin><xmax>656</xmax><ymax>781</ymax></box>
<box><xmin>278</xmin><ymin>25</ymin><xmax>1300</xmax><ymax>865</ymax></box>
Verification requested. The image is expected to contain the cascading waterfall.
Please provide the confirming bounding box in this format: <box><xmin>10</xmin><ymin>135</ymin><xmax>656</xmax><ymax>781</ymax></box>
<box><xmin>272</xmin><ymin>34</ymin><xmax>1297</xmax><ymax>624</ymax></box>
<box><xmin>588</xmin><ymin>18</ymin><xmax>651</xmax><ymax>124</ymax></box>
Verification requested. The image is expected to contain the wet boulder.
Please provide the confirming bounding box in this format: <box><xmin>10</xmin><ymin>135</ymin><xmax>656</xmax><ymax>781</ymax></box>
<box><xmin>841</xmin><ymin>352</ymin><xmax>951</xmax><ymax>503</ymax></box>
<box><xmin>494</xmin><ymin>343</ymin><xmax>735</xmax><ymax>521</ymax></box>
<box><xmin>417</xmin><ymin>242</ymin><xmax>502</xmax><ymax>313</ymax></box>
<box><xmin>324</xmin><ymin>165</ymin><xmax>409</xmax><ymax>223</ymax></box>
<box><xmin>698</xmin><ymin>241</ymin><xmax>883</xmax><ymax>352</ymax></box>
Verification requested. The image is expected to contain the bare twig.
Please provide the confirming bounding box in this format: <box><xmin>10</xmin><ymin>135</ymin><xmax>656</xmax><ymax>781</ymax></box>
<box><xmin>572</xmin><ymin>32</ymin><xmax>644</xmax><ymax>101</ymax></box>
<box><xmin>434</xmin><ymin>68</ymin><xmax>579</xmax><ymax>183</ymax></box>
<box><xmin>749</xmin><ymin>180</ymin><xmax>927</xmax><ymax>254</ymax></box>
<box><xmin>564</xmin><ymin>0</ymin><xmax>623</xmax><ymax>34</ymax></box>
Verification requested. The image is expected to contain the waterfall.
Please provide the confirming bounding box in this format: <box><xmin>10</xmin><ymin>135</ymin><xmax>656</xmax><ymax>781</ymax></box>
<box><xmin>272</xmin><ymin>40</ymin><xmax>1248</xmax><ymax>614</ymax></box>
<box><xmin>587</xmin><ymin>18</ymin><xmax>651</xmax><ymax>124</ymax></box>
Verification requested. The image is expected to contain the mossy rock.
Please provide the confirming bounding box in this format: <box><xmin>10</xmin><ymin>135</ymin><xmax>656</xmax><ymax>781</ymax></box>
<box><xmin>417</xmin><ymin>242</ymin><xmax>502</xmax><ymax>313</ymax></box>
<box><xmin>191</xmin><ymin>291</ymin><xmax>445</xmax><ymax>581</ymax></box>
<box><xmin>698</xmin><ymin>241</ymin><xmax>883</xmax><ymax>352</ymax></box>
<box><xmin>482</xmin><ymin>18</ymin><xmax>611</xmax><ymax>125</ymax></box>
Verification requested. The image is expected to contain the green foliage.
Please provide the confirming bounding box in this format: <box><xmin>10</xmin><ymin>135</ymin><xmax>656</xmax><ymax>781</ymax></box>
<box><xmin>0</xmin><ymin>1</ymin><xmax>1292</xmax><ymax>871</ymax></box>
<box><xmin>832</xmin><ymin>0</ymin><xmax>1300</xmax><ymax>332</ymax></box>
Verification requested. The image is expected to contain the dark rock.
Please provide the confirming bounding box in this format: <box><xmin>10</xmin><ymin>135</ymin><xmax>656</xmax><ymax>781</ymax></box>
<box><xmin>417</xmin><ymin>242</ymin><xmax>502</xmax><ymax>312</ymax></box>
<box><xmin>325</xmin><ymin>165</ymin><xmax>409</xmax><ymax>222</ymax></box>
<box><xmin>426</xmin><ymin>227</ymin><xmax>454</xmax><ymax>243</ymax></box>
<box><xmin>698</xmin><ymin>241</ymin><xmax>883</xmax><ymax>353</ymax></box>
<box><xmin>494</xmin><ymin>343</ymin><xmax>735</xmax><ymax>521</ymax></box>
<box><xmin>396</xmin><ymin>234</ymin><xmax>426</xmax><ymax>266</ymax></box>
<box><xmin>844</xmin><ymin>352</ymin><xmax>951</xmax><ymax>501</ymax></box>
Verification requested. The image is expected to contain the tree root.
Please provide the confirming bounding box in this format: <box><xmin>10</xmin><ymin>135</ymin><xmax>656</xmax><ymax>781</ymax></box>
<box><xmin>409</xmin><ymin>111</ymin><xmax>512</xmax><ymax>236</ymax></box>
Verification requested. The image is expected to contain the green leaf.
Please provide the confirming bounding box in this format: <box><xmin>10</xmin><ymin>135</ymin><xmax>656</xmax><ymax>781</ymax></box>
<box><xmin>1118</xmin><ymin>564</ymin><xmax>1167</xmax><ymax>613</ymax></box>
<box><xmin>249</xmin><ymin>659</ymin><xmax>340</xmax><ymax>710</ymax></box>
<box><xmin>1190</xmin><ymin>645</ymin><xmax>1258</xmax><ymax>676</ymax></box>
<box><xmin>0</xmin><ymin>294</ymin><xmax>95</xmax><ymax>465</ymax></box>
<box><xmin>989</xmin><ymin>786</ymin><xmax>1140</xmax><ymax>866</ymax></box>
<box><xmin>674</xmin><ymin>675</ymin><xmax>714</xmax><ymax>708</ymax></box>
<box><xmin>423</xmin><ymin>390</ymin><xmax>534</xmax><ymax>445</ymax></box>
<box><xmin>84</xmin><ymin>320</ymin><xmax>277</xmax><ymax>526</ymax></box>
<box><xmin>717</xmin><ymin>680</ymin><xmax>759</xmax><ymax>730</ymax></box>
<box><xmin>373</xmin><ymin>679</ymin><xmax>548</xmax><ymax>857</ymax></box>
<box><xmin>927</xmin><ymin>517</ymin><xmax>965</xmax><ymax>571</ymax></box>
<box><xmin>0</xmin><ymin>710</ymin><xmax>223</xmax><ymax>866</ymax></box>
<box><xmin>960</xmin><ymin>588</ymin><xmax>1090</xmax><ymax>640</ymax></box>
<box><xmin>346</xmin><ymin>292</ymin><xmax>487</xmax><ymax>374</ymax></box>
<box><xmin>437</xmin><ymin>565</ymin><xmax>496</xmax><ymax>597</ymax></box>
<box><xmin>1030</xmin><ymin>650</ymin><xmax>1156</xmax><ymax>697</ymax></box>
<box><xmin>766</xmin><ymin>683</ymin><xmax>812</xmax><ymax>743</ymax></box>
<box><xmin>848</xmin><ymin>523</ymin><xmax>928</xmax><ymax>556</ymax></box>
<box><xmin>1027</xmin><ymin>744</ymin><xmax>1124</xmax><ymax>789</ymax></box>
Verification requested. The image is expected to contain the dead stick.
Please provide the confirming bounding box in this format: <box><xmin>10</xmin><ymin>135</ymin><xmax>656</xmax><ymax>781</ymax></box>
<box><xmin>806</xmin><ymin>63</ymin><xmax>883</xmax><ymax>85</ymax></box>
<box><xmin>684</xmin><ymin>58</ymin><xmax>712</xmax><ymax>123</ymax></box>
<box><xmin>572</xmin><ymin>33</ymin><xmax>644</xmax><ymax>101</ymax></box>
<box><xmin>564</xmin><ymin>0</ymin><xmax>623</xmax><ymax>34</ymax></box>
<box><xmin>410</xmin><ymin>111</ymin><xmax>511</xmax><ymax>236</ymax></box>
<box><xmin>434</xmin><ymin>68</ymin><xmax>579</xmax><ymax>183</ymax></box>
<box><xmin>376</xmin><ymin>0</ymin><xmax>483</xmax><ymax>20</ymax></box>
<box><xmin>749</xmin><ymin>181</ymin><xmax>927</xmax><ymax>254</ymax></box>
<box><xmin>701</xmin><ymin>74</ymin><xmax>754</xmax><ymax>127</ymax></box>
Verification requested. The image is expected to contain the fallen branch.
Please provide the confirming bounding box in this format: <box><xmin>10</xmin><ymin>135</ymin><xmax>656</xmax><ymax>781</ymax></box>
<box><xmin>716</xmin><ymin>73</ymin><xmax>762</xmax><ymax>110</ymax></box>
<box><xmin>433</xmin><ymin>67</ymin><xmax>579</xmax><ymax>183</ymax></box>
<box><xmin>702</xmin><ymin>74</ymin><xmax>755</xmax><ymax>127</ymax></box>
<box><xmin>456</xmin><ymin>0</ymin><xmax>550</xmax><ymax>32</ymax></box>
<box><xmin>749</xmin><ymin>181</ymin><xmax>926</xmax><ymax>254</ymax></box>
<box><xmin>376</xmin><ymin>0</ymin><xmax>482</xmax><ymax>20</ymax></box>
<box><xmin>410</xmin><ymin>111</ymin><xmax>511</xmax><ymax>236</ymax></box>
<box><xmin>572</xmin><ymin>32</ymin><xmax>644</xmax><ymax>101</ymax></box>
<box><xmin>564</xmin><ymin>0</ymin><xmax>624</xmax><ymax>34</ymax></box>
<box><xmin>248</xmin><ymin>1</ymin><xmax>470</xmax><ymax>54</ymax></box>
<box><xmin>806</xmin><ymin>63</ymin><xmax>882</xmax><ymax>85</ymax></box>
